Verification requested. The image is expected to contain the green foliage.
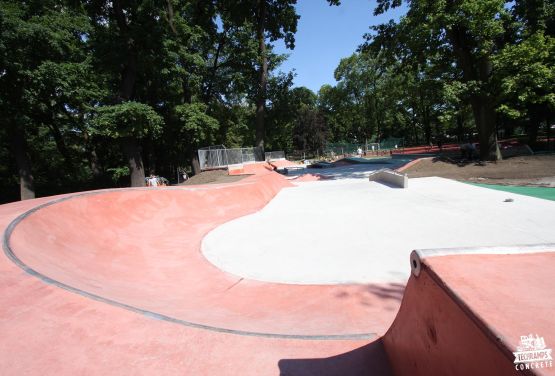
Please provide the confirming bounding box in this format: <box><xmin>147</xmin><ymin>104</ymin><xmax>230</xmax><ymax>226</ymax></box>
<box><xmin>265</xmin><ymin>72</ymin><xmax>318</xmax><ymax>151</ymax></box>
<box><xmin>106</xmin><ymin>166</ymin><xmax>130</xmax><ymax>185</ymax></box>
<box><xmin>223</xmin><ymin>0</ymin><xmax>299</xmax><ymax>48</ymax></box>
<box><xmin>293</xmin><ymin>107</ymin><xmax>328</xmax><ymax>153</ymax></box>
<box><xmin>175</xmin><ymin>102</ymin><xmax>220</xmax><ymax>145</ymax></box>
<box><xmin>92</xmin><ymin>102</ymin><xmax>163</xmax><ymax>139</ymax></box>
<box><xmin>495</xmin><ymin>32</ymin><xmax>555</xmax><ymax>118</ymax></box>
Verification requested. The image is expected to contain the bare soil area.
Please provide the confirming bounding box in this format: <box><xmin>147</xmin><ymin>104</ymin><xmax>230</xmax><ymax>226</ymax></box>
<box><xmin>178</xmin><ymin>169</ymin><xmax>249</xmax><ymax>186</ymax></box>
<box><xmin>404</xmin><ymin>154</ymin><xmax>555</xmax><ymax>186</ymax></box>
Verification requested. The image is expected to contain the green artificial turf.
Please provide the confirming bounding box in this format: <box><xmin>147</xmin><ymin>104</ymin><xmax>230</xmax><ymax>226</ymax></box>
<box><xmin>470</xmin><ymin>183</ymin><xmax>555</xmax><ymax>201</ymax></box>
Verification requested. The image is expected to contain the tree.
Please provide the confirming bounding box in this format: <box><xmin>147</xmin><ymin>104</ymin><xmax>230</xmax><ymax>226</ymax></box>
<box><xmin>334</xmin><ymin>52</ymin><xmax>389</xmax><ymax>143</ymax></box>
<box><xmin>266</xmin><ymin>75</ymin><xmax>317</xmax><ymax>152</ymax></box>
<box><xmin>222</xmin><ymin>0</ymin><xmax>340</xmax><ymax>151</ymax></box>
<box><xmin>86</xmin><ymin>1</ymin><xmax>157</xmax><ymax>186</ymax></box>
<box><xmin>92</xmin><ymin>102</ymin><xmax>163</xmax><ymax>186</ymax></box>
<box><xmin>372</xmin><ymin>0</ymin><xmax>509</xmax><ymax>160</ymax></box>
<box><xmin>222</xmin><ymin>0</ymin><xmax>299</xmax><ymax>151</ymax></box>
<box><xmin>0</xmin><ymin>0</ymin><xmax>91</xmax><ymax>199</ymax></box>
<box><xmin>494</xmin><ymin>0</ymin><xmax>555</xmax><ymax>147</ymax></box>
<box><xmin>0</xmin><ymin>0</ymin><xmax>350</xmax><ymax>203</ymax></box>
<box><xmin>84</xmin><ymin>0</ymin><xmax>221</xmax><ymax>185</ymax></box>
<box><xmin>318</xmin><ymin>84</ymin><xmax>358</xmax><ymax>143</ymax></box>
<box><xmin>293</xmin><ymin>107</ymin><xmax>328</xmax><ymax>154</ymax></box>
<box><xmin>496</xmin><ymin>32</ymin><xmax>555</xmax><ymax>145</ymax></box>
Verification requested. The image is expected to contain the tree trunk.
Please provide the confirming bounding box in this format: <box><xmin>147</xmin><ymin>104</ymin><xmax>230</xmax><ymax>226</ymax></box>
<box><xmin>191</xmin><ymin>150</ymin><xmax>201</xmax><ymax>175</ymax></box>
<box><xmin>527</xmin><ymin>104</ymin><xmax>541</xmax><ymax>149</ymax></box>
<box><xmin>11</xmin><ymin>127</ymin><xmax>35</xmax><ymax>200</ymax></box>
<box><xmin>423</xmin><ymin>105</ymin><xmax>431</xmax><ymax>145</ymax></box>
<box><xmin>88</xmin><ymin>147</ymin><xmax>102</xmax><ymax>180</ymax></box>
<box><xmin>434</xmin><ymin>121</ymin><xmax>443</xmax><ymax>150</ymax></box>
<box><xmin>48</xmin><ymin>122</ymin><xmax>74</xmax><ymax>171</ymax></box>
<box><xmin>373</xmin><ymin>96</ymin><xmax>381</xmax><ymax>142</ymax></box>
<box><xmin>122</xmin><ymin>136</ymin><xmax>145</xmax><ymax>187</ymax></box>
<box><xmin>546</xmin><ymin>114</ymin><xmax>552</xmax><ymax>151</ymax></box>
<box><xmin>114</xmin><ymin>0</ymin><xmax>137</xmax><ymax>101</ymax></box>
<box><xmin>82</xmin><ymin>130</ymin><xmax>102</xmax><ymax>180</ymax></box>
<box><xmin>204</xmin><ymin>29</ymin><xmax>227</xmax><ymax>104</ymax></box>
<box><xmin>448</xmin><ymin>26</ymin><xmax>501</xmax><ymax>160</ymax></box>
<box><xmin>255</xmin><ymin>0</ymin><xmax>267</xmax><ymax>151</ymax></box>
<box><xmin>412</xmin><ymin>119</ymin><xmax>419</xmax><ymax>145</ymax></box>
<box><xmin>419</xmin><ymin>89</ymin><xmax>431</xmax><ymax>145</ymax></box>
<box><xmin>114</xmin><ymin>0</ymin><xmax>147</xmax><ymax>186</ymax></box>
<box><xmin>456</xmin><ymin>112</ymin><xmax>464</xmax><ymax>142</ymax></box>
<box><xmin>470</xmin><ymin>96</ymin><xmax>502</xmax><ymax>160</ymax></box>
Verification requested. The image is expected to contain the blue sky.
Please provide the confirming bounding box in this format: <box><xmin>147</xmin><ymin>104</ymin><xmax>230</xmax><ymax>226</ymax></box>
<box><xmin>273</xmin><ymin>0</ymin><xmax>407</xmax><ymax>93</ymax></box>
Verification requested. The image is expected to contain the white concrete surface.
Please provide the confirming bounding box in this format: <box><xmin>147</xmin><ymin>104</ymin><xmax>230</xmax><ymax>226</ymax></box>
<box><xmin>202</xmin><ymin>177</ymin><xmax>555</xmax><ymax>284</ymax></box>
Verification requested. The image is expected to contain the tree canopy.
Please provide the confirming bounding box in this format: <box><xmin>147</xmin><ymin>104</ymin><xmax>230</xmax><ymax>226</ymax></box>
<box><xmin>1</xmin><ymin>0</ymin><xmax>553</xmax><ymax>202</ymax></box>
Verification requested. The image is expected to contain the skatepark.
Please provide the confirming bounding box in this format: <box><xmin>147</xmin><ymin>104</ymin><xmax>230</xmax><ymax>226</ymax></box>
<box><xmin>1</xmin><ymin>159</ymin><xmax>554</xmax><ymax>375</ymax></box>
<box><xmin>4</xmin><ymin>1</ymin><xmax>555</xmax><ymax>374</ymax></box>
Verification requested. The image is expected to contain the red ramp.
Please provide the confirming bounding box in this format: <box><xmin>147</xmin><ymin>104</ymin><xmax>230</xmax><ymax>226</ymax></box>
<box><xmin>383</xmin><ymin>246</ymin><xmax>555</xmax><ymax>376</ymax></box>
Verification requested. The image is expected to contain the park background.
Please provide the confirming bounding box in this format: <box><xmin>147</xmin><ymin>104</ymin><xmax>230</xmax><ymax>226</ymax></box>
<box><xmin>1</xmin><ymin>0</ymin><xmax>554</xmax><ymax>203</ymax></box>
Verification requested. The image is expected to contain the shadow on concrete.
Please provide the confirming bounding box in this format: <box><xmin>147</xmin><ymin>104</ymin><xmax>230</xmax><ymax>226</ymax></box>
<box><xmin>278</xmin><ymin>339</ymin><xmax>392</xmax><ymax>376</ymax></box>
<box><xmin>333</xmin><ymin>283</ymin><xmax>406</xmax><ymax>307</ymax></box>
<box><xmin>363</xmin><ymin>283</ymin><xmax>406</xmax><ymax>301</ymax></box>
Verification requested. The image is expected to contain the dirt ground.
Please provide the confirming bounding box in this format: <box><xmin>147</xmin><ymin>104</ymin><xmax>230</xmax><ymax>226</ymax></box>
<box><xmin>178</xmin><ymin>169</ymin><xmax>249</xmax><ymax>186</ymax></box>
<box><xmin>404</xmin><ymin>154</ymin><xmax>555</xmax><ymax>186</ymax></box>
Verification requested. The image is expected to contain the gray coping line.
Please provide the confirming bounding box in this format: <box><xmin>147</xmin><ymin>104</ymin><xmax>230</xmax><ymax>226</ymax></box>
<box><xmin>411</xmin><ymin>244</ymin><xmax>555</xmax><ymax>277</ymax></box>
<box><xmin>414</xmin><ymin>243</ymin><xmax>555</xmax><ymax>261</ymax></box>
<box><xmin>2</xmin><ymin>189</ymin><xmax>377</xmax><ymax>341</ymax></box>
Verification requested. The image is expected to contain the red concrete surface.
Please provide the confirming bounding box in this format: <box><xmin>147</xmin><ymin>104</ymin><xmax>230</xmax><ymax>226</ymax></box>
<box><xmin>383</xmin><ymin>252</ymin><xmax>555</xmax><ymax>376</ymax></box>
<box><xmin>3</xmin><ymin>162</ymin><xmax>552</xmax><ymax>375</ymax></box>
<box><xmin>1</xmin><ymin>164</ymin><xmax>396</xmax><ymax>375</ymax></box>
<box><xmin>7</xmin><ymin>165</ymin><xmax>402</xmax><ymax>337</ymax></box>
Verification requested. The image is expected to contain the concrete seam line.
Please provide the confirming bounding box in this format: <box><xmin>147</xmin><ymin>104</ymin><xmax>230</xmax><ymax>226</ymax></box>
<box><xmin>2</xmin><ymin>190</ymin><xmax>376</xmax><ymax>341</ymax></box>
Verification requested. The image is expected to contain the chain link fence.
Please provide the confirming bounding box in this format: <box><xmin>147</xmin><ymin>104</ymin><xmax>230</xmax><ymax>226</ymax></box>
<box><xmin>324</xmin><ymin>139</ymin><xmax>404</xmax><ymax>158</ymax></box>
<box><xmin>265</xmin><ymin>151</ymin><xmax>285</xmax><ymax>161</ymax></box>
<box><xmin>197</xmin><ymin>145</ymin><xmax>264</xmax><ymax>170</ymax></box>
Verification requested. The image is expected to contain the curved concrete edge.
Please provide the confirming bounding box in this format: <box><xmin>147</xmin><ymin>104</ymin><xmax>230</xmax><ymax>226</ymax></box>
<box><xmin>410</xmin><ymin>244</ymin><xmax>555</xmax><ymax>277</ymax></box>
<box><xmin>2</xmin><ymin>176</ymin><xmax>377</xmax><ymax>341</ymax></box>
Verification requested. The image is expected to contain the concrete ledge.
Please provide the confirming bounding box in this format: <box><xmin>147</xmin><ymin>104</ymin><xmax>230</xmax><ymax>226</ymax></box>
<box><xmin>368</xmin><ymin>168</ymin><xmax>408</xmax><ymax>188</ymax></box>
